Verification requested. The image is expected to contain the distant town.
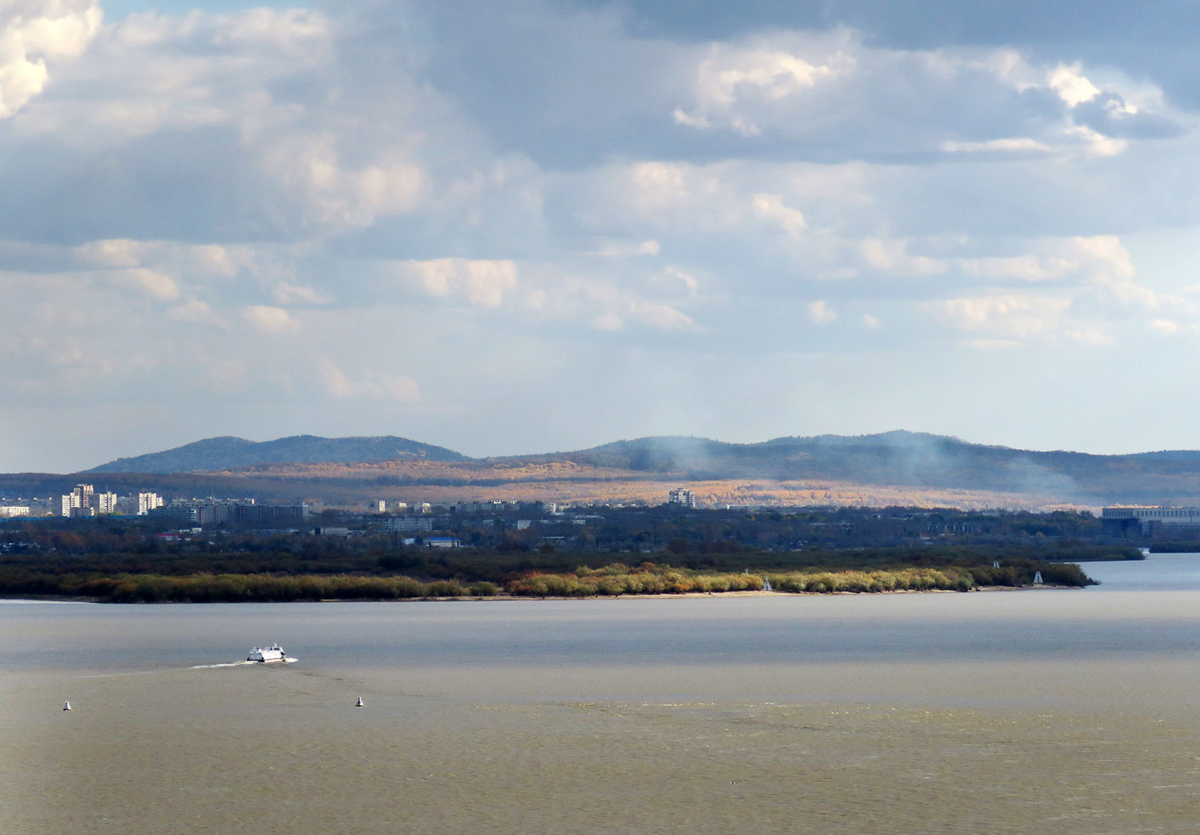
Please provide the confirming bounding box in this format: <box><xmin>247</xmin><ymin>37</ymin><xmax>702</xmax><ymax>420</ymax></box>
<box><xmin>0</xmin><ymin>481</ymin><xmax>1193</xmax><ymax>555</ymax></box>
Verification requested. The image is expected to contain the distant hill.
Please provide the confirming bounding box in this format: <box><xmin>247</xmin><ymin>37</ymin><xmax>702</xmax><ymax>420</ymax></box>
<box><xmin>85</xmin><ymin>435</ymin><xmax>468</xmax><ymax>474</ymax></box>
<box><xmin>509</xmin><ymin>430</ymin><xmax>1200</xmax><ymax>505</ymax></box>
<box><xmin>538</xmin><ymin>431</ymin><xmax>1089</xmax><ymax>493</ymax></box>
<box><xmin>24</xmin><ymin>429</ymin><xmax>1200</xmax><ymax>509</ymax></box>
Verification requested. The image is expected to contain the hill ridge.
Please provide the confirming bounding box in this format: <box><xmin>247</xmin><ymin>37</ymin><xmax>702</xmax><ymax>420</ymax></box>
<box><xmin>85</xmin><ymin>434</ymin><xmax>469</xmax><ymax>474</ymax></box>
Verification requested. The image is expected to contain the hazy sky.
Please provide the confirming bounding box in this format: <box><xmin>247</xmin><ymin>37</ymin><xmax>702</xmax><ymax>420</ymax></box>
<box><xmin>5</xmin><ymin>0</ymin><xmax>1200</xmax><ymax>472</ymax></box>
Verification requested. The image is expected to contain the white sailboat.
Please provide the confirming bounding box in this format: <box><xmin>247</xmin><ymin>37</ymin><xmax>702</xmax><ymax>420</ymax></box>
<box><xmin>63</xmin><ymin>701</ymin><xmax>72</xmax><ymax>711</ymax></box>
<box><xmin>355</xmin><ymin>697</ymin><xmax>365</xmax><ymax>708</ymax></box>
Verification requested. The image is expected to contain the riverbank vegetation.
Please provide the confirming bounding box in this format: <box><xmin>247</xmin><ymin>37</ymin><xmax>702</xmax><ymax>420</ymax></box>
<box><xmin>0</xmin><ymin>557</ymin><xmax>1093</xmax><ymax>603</ymax></box>
<box><xmin>1148</xmin><ymin>542</ymin><xmax>1200</xmax><ymax>553</ymax></box>
<box><xmin>0</xmin><ymin>511</ymin><xmax>1127</xmax><ymax>602</ymax></box>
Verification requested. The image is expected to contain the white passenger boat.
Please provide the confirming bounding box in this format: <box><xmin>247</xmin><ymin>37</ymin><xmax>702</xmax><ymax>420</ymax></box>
<box><xmin>247</xmin><ymin>644</ymin><xmax>288</xmax><ymax>663</ymax></box>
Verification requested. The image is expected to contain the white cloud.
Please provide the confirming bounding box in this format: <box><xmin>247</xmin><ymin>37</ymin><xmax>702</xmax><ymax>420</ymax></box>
<box><xmin>590</xmin><ymin>239</ymin><xmax>661</xmax><ymax>257</ymax></box>
<box><xmin>167</xmin><ymin>299</ymin><xmax>229</xmax><ymax>328</ymax></box>
<box><xmin>655</xmin><ymin>266</ymin><xmax>699</xmax><ymax>295</ymax></box>
<box><xmin>861</xmin><ymin>239</ymin><xmax>947</xmax><ymax>276</ymax></box>
<box><xmin>272</xmin><ymin>282</ymin><xmax>331</xmax><ymax>306</ymax></box>
<box><xmin>675</xmin><ymin>35</ymin><xmax>855</xmax><ymax>136</ymax></box>
<box><xmin>0</xmin><ymin>0</ymin><xmax>100</xmax><ymax>119</ymax></box>
<box><xmin>1064</xmin><ymin>327</ymin><xmax>1116</xmax><ymax>346</ymax></box>
<box><xmin>108</xmin><ymin>267</ymin><xmax>179</xmax><ymax>301</ymax></box>
<box><xmin>401</xmin><ymin>258</ymin><xmax>518</xmax><ymax>308</ymax></box>
<box><xmin>261</xmin><ymin>136</ymin><xmax>428</xmax><ymax>229</ymax></box>
<box><xmin>243</xmin><ymin>305</ymin><xmax>299</xmax><ymax>334</ymax></box>
<box><xmin>752</xmin><ymin>193</ymin><xmax>807</xmax><ymax>238</ymax></box>
<box><xmin>940</xmin><ymin>137</ymin><xmax>1052</xmax><ymax>154</ymax></box>
<box><xmin>1048</xmin><ymin>63</ymin><xmax>1101</xmax><ymax>107</ymax></box>
<box><xmin>808</xmin><ymin>300</ymin><xmax>837</xmax><ymax>324</ymax></box>
<box><xmin>939</xmin><ymin>294</ymin><xmax>1070</xmax><ymax>338</ymax></box>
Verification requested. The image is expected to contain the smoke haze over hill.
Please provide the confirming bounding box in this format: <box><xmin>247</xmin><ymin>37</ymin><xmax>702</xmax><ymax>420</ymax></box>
<box><xmin>9</xmin><ymin>430</ymin><xmax>1194</xmax><ymax>510</ymax></box>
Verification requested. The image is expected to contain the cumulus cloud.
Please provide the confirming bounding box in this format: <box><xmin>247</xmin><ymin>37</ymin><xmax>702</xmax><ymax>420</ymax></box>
<box><xmin>673</xmin><ymin>35</ymin><xmax>855</xmax><ymax>137</ymax></box>
<box><xmin>272</xmin><ymin>282</ymin><xmax>331</xmax><ymax>306</ymax></box>
<box><xmin>167</xmin><ymin>298</ymin><xmax>229</xmax><ymax>328</ymax></box>
<box><xmin>940</xmin><ymin>137</ymin><xmax>1052</xmax><ymax>154</ymax></box>
<box><xmin>400</xmin><ymin>258</ymin><xmax>518</xmax><ymax>308</ymax></box>
<box><xmin>0</xmin><ymin>0</ymin><xmax>100</xmax><ymax>119</ymax></box>
<box><xmin>861</xmin><ymin>238</ymin><xmax>947</xmax><ymax>276</ymax></box>
<box><xmin>108</xmin><ymin>267</ymin><xmax>179</xmax><ymax>301</ymax></box>
<box><xmin>589</xmin><ymin>239</ymin><xmax>662</xmax><ymax>257</ymax></box>
<box><xmin>752</xmin><ymin>193</ymin><xmax>807</xmax><ymax>237</ymax></box>
<box><xmin>243</xmin><ymin>305</ymin><xmax>299</xmax><ymax>334</ymax></box>
<box><xmin>808</xmin><ymin>300</ymin><xmax>837</xmax><ymax>324</ymax></box>
<box><xmin>261</xmin><ymin>138</ymin><xmax>427</xmax><ymax>228</ymax></box>
<box><xmin>939</xmin><ymin>294</ymin><xmax>1071</xmax><ymax>338</ymax></box>
<box><xmin>1048</xmin><ymin>63</ymin><xmax>1100</xmax><ymax>107</ymax></box>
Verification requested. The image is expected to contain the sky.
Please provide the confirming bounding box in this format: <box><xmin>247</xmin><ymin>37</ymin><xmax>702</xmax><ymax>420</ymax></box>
<box><xmin>5</xmin><ymin>0</ymin><xmax>1200</xmax><ymax>472</ymax></box>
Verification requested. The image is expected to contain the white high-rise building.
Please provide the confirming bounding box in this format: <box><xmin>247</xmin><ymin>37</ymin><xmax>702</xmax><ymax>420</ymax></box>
<box><xmin>137</xmin><ymin>492</ymin><xmax>164</xmax><ymax>515</ymax></box>
<box><xmin>97</xmin><ymin>492</ymin><xmax>118</xmax><ymax>514</ymax></box>
<box><xmin>667</xmin><ymin>487</ymin><xmax>697</xmax><ymax>508</ymax></box>
<box><xmin>61</xmin><ymin>485</ymin><xmax>98</xmax><ymax>517</ymax></box>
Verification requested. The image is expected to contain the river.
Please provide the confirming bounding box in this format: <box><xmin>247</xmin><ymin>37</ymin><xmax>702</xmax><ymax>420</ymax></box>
<box><xmin>3</xmin><ymin>554</ymin><xmax>1200</xmax><ymax>833</ymax></box>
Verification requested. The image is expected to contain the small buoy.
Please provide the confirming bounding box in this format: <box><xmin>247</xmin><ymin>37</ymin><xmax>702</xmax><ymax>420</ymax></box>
<box><xmin>355</xmin><ymin>697</ymin><xmax>364</xmax><ymax>708</ymax></box>
<box><xmin>63</xmin><ymin>701</ymin><xmax>72</xmax><ymax>711</ymax></box>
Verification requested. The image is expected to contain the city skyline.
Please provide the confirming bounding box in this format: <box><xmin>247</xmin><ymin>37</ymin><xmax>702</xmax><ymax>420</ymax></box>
<box><xmin>5</xmin><ymin>0</ymin><xmax>1200</xmax><ymax>472</ymax></box>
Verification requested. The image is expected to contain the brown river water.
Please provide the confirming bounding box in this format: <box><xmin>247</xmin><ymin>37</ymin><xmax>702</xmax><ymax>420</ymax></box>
<box><xmin>4</xmin><ymin>555</ymin><xmax>1200</xmax><ymax>834</ymax></box>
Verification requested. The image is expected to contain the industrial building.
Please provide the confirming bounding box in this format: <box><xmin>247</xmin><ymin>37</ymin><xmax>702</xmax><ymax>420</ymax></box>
<box><xmin>1102</xmin><ymin>506</ymin><xmax>1200</xmax><ymax>537</ymax></box>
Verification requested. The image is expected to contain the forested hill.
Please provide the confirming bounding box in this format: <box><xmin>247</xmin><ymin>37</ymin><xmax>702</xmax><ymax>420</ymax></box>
<box><xmin>513</xmin><ymin>431</ymin><xmax>1200</xmax><ymax>504</ymax></box>
<box><xmin>54</xmin><ymin>430</ymin><xmax>1200</xmax><ymax>507</ymax></box>
<box><xmin>85</xmin><ymin>435</ymin><xmax>469</xmax><ymax>474</ymax></box>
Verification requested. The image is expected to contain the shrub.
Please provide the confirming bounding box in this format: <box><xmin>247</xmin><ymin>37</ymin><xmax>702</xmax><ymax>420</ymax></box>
<box><xmin>427</xmin><ymin>580</ymin><xmax>468</xmax><ymax>598</ymax></box>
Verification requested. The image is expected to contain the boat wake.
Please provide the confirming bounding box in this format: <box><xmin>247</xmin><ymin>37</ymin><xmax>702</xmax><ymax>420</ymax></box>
<box><xmin>190</xmin><ymin>657</ymin><xmax>299</xmax><ymax>669</ymax></box>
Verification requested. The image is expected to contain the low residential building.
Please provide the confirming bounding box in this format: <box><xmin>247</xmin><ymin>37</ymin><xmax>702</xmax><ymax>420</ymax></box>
<box><xmin>388</xmin><ymin>516</ymin><xmax>433</xmax><ymax>532</ymax></box>
<box><xmin>427</xmin><ymin>536</ymin><xmax>461</xmax><ymax>548</ymax></box>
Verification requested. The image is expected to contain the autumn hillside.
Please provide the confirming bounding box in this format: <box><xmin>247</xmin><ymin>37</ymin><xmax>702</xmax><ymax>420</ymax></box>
<box><xmin>9</xmin><ymin>430</ymin><xmax>1200</xmax><ymax>510</ymax></box>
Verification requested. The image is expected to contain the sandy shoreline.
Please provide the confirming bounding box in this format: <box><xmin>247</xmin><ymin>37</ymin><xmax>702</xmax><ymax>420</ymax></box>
<box><xmin>2</xmin><ymin>583</ymin><xmax>1070</xmax><ymax>606</ymax></box>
